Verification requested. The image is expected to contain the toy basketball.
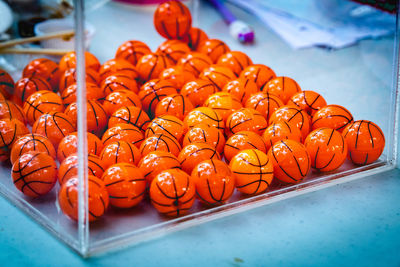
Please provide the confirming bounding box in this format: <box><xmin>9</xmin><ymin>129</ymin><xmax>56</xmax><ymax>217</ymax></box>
<box><xmin>109</xmin><ymin>106</ymin><xmax>151</xmax><ymax>132</ymax></box>
<box><xmin>12</xmin><ymin>151</ymin><xmax>57</xmax><ymax>197</ymax></box>
<box><xmin>0</xmin><ymin>69</ymin><xmax>14</xmax><ymax>99</ymax></box>
<box><xmin>229</xmin><ymin>149</ymin><xmax>273</xmax><ymax>195</ymax></box>
<box><xmin>150</xmin><ymin>168</ymin><xmax>195</xmax><ymax>217</ymax></box>
<box><xmin>100</xmin><ymin>141</ymin><xmax>141</xmax><ymax>169</ymax></box>
<box><xmin>139</xmin><ymin>79</ymin><xmax>177</xmax><ymax>116</ymax></box>
<box><xmin>115</xmin><ymin>40</ymin><xmax>152</xmax><ymax>66</ymax></box>
<box><xmin>182</xmin><ymin>27</ymin><xmax>208</xmax><ymax>50</ymax></box>
<box><xmin>10</xmin><ymin>133</ymin><xmax>56</xmax><ymax>164</ymax></box>
<box><xmin>245</xmin><ymin>92</ymin><xmax>284</xmax><ymax>121</ymax></box>
<box><xmin>181</xmin><ymin>79</ymin><xmax>218</xmax><ymax>107</ymax></box>
<box><xmin>138</xmin><ymin>151</ymin><xmax>181</xmax><ymax>184</ymax></box>
<box><xmin>199</xmin><ymin>65</ymin><xmax>236</xmax><ymax>91</ymax></box>
<box><xmin>99</xmin><ymin>59</ymin><xmax>139</xmax><ymax>81</ymax></box>
<box><xmin>100</xmin><ymin>72</ymin><xmax>140</xmax><ymax>95</ymax></box>
<box><xmin>304</xmin><ymin>128</ymin><xmax>347</xmax><ymax>172</ymax></box>
<box><xmin>268</xmin><ymin>140</ymin><xmax>311</xmax><ymax>184</ymax></box>
<box><xmin>103</xmin><ymin>90</ymin><xmax>142</xmax><ymax>117</ymax></box>
<box><xmin>159</xmin><ymin>65</ymin><xmax>196</xmax><ymax>89</ymax></box>
<box><xmin>102</xmin><ymin>163</ymin><xmax>146</xmax><ymax>208</ymax></box>
<box><xmin>312</xmin><ymin>104</ymin><xmax>354</xmax><ymax>132</ymax></box>
<box><xmin>58</xmin><ymin>176</ymin><xmax>109</xmax><ymax>222</ymax></box>
<box><xmin>204</xmin><ymin>92</ymin><xmax>242</xmax><ymax>121</ymax></box>
<box><xmin>145</xmin><ymin>115</ymin><xmax>185</xmax><ymax>142</ymax></box>
<box><xmin>0</xmin><ymin>100</ymin><xmax>26</xmax><ymax>123</ymax></box>
<box><xmin>216</xmin><ymin>51</ymin><xmax>253</xmax><ymax>76</ymax></box>
<box><xmin>154</xmin><ymin>0</ymin><xmax>192</xmax><ymax>40</ymax></box>
<box><xmin>287</xmin><ymin>90</ymin><xmax>327</xmax><ymax>116</ymax></box>
<box><xmin>140</xmin><ymin>134</ymin><xmax>181</xmax><ymax>157</ymax></box>
<box><xmin>58</xmin><ymin>154</ymin><xmax>105</xmax><ymax>184</ymax></box>
<box><xmin>59</xmin><ymin>51</ymin><xmax>101</xmax><ymax>73</ymax></box>
<box><xmin>262</xmin><ymin>120</ymin><xmax>302</xmax><ymax>151</ymax></box>
<box><xmin>191</xmin><ymin>159</ymin><xmax>235</xmax><ymax>205</ymax></box>
<box><xmin>57</xmin><ymin>132</ymin><xmax>103</xmax><ymax>162</ymax></box>
<box><xmin>269</xmin><ymin>105</ymin><xmax>311</xmax><ymax>139</ymax></box>
<box><xmin>342</xmin><ymin>120</ymin><xmax>385</xmax><ymax>165</ymax></box>
<box><xmin>183</xmin><ymin>123</ymin><xmax>226</xmax><ymax>154</ymax></box>
<box><xmin>226</xmin><ymin>108</ymin><xmax>268</xmax><ymax>137</ymax></box>
<box><xmin>177</xmin><ymin>52</ymin><xmax>213</xmax><ymax>76</ymax></box>
<box><xmin>224</xmin><ymin>131</ymin><xmax>267</xmax><ymax>162</ymax></box>
<box><xmin>156</xmin><ymin>40</ymin><xmax>191</xmax><ymax>64</ymax></box>
<box><xmin>239</xmin><ymin>64</ymin><xmax>276</xmax><ymax>90</ymax></box>
<box><xmin>22</xmin><ymin>58</ymin><xmax>60</xmax><ymax>90</ymax></box>
<box><xmin>178</xmin><ymin>143</ymin><xmax>220</xmax><ymax>174</ymax></box>
<box><xmin>197</xmin><ymin>39</ymin><xmax>230</xmax><ymax>63</ymax></box>
<box><xmin>155</xmin><ymin>94</ymin><xmax>194</xmax><ymax>120</ymax></box>
<box><xmin>59</xmin><ymin>68</ymin><xmax>100</xmax><ymax>93</ymax></box>
<box><xmin>102</xmin><ymin>123</ymin><xmax>144</xmax><ymax>148</ymax></box>
<box><xmin>136</xmin><ymin>53</ymin><xmax>174</xmax><ymax>82</ymax></box>
<box><xmin>264</xmin><ymin>76</ymin><xmax>301</xmax><ymax>104</ymax></box>
<box><xmin>23</xmin><ymin>90</ymin><xmax>64</xmax><ymax>125</ymax></box>
<box><xmin>183</xmin><ymin>107</ymin><xmax>224</xmax><ymax>132</ymax></box>
<box><xmin>14</xmin><ymin>76</ymin><xmax>52</xmax><ymax>105</ymax></box>
<box><xmin>32</xmin><ymin>112</ymin><xmax>76</xmax><ymax>148</ymax></box>
<box><xmin>61</xmin><ymin>83</ymin><xmax>103</xmax><ymax>107</ymax></box>
<box><xmin>0</xmin><ymin>119</ymin><xmax>30</xmax><ymax>161</ymax></box>
<box><xmin>223</xmin><ymin>78</ymin><xmax>258</xmax><ymax>105</ymax></box>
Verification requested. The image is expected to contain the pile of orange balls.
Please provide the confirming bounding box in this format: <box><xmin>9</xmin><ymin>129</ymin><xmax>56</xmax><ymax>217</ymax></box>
<box><xmin>0</xmin><ymin>1</ymin><xmax>385</xmax><ymax>221</ymax></box>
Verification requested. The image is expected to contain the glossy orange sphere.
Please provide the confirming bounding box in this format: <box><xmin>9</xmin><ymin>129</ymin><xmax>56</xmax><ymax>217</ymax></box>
<box><xmin>99</xmin><ymin>59</ymin><xmax>139</xmax><ymax>81</ymax></box>
<box><xmin>312</xmin><ymin>104</ymin><xmax>354</xmax><ymax>132</ymax></box>
<box><xmin>159</xmin><ymin>65</ymin><xmax>196</xmax><ymax>89</ymax></box>
<box><xmin>197</xmin><ymin>39</ymin><xmax>230</xmax><ymax>63</ymax></box>
<box><xmin>216</xmin><ymin>51</ymin><xmax>253</xmax><ymax>76</ymax></box>
<box><xmin>102</xmin><ymin>163</ymin><xmax>146</xmax><ymax>208</ymax></box>
<box><xmin>140</xmin><ymin>134</ymin><xmax>181</xmax><ymax>157</ymax></box>
<box><xmin>100</xmin><ymin>141</ymin><xmax>141</xmax><ymax>169</ymax></box>
<box><xmin>269</xmin><ymin>105</ymin><xmax>311</xmax><ymax>139</ymax></box>
<box><xmin>181</xmin><ymin>79</ymin><xmax>218</xmax><ymax>107</ymax></box>
<box><xmin>59</xmin><ymin>51</ymin><xmax>101</xmax><ymax>73</ymax></box>
<box><xmin>245</xmin><ymin>92</ymin><xmax>284</xmax><ymax>121</ymax></box>
<box><xmin>204</xmin><ymin>92</ymin><xmax>243</xmax><ymax>121</ymax></box>
<box><xmin>12</xmin><ymin>151</ymin><xmax>57</xmax><ymax>197</ymax></box>
<box><xmin>11</xmin><ymin>133</ymin><xmax>56</xmax><ymax>164</ymax></box>
<box><xmin>0</xmin><ymin>69</ymin><xmax>14</xmax><ymax>98</ymax></box>
<box><xmin>199</xmin><ymin>65</ymin><xmax>236</xmax><ymax>91</ymax></box>
<box><xmin>22</xmin><ymin>58</ymin><xmax>61</xmax><ymax>90</ymax></box>
<box><xmin>287</xmin><ymin>90</ymin><xmax>327</xmax><ymax>116</ymax></box>
<box><xmin>150</xmin><ymin>168</ymin><xmax>195</xmax><ymax>217</ymax></box>
<box><xmin>182</xmin><ymin>123</ymin><xmax>226</xmax><ymax>154</ymax></box>
<box><xmin>138</xmin><ymin>151</ymin><xmax>181</xmax><ymax>184</ymax></box>
<box><xmin>109</xmin><ymin>106</ymin><xmax>151</xmax><ymax>132</ymax></box>
<box><xmin>183</xmin><ymin>107</ymin><xmax>224</xmax><ymax>132</ymax></box>
<box><xmin>177</xmin><ymin>52</ymin><xmax>213</xmax><ymax>77</ymax></box>
<box><xmin>115</xmin><ymin>40</ymin><xmax>152</xmax><ymax>66</ymax></box>
<box><xmin>182</xmin><ymin>27</ymin><xmax>208</xmax><ymax>50</ymax></box>
<box><xmin>14</xmin><ymin>76</ymin><xmax>52</xmax><ymax>105</ymax></box>
<box><xmin>58</xmin><ymin>68</ymin><xmax>100</xmax><ymax>93</ymax></box>
<box><xmin>102</xmin><ymin>123</ymin><xmax>144</xmax><ymax>148</ymax></box>
<box><xmin>0</xmin><ymin>119</ymin><xmax>30</xmax><ymax>161</ymax></box>
<box><xmin>23</xmin><ymin>90</ymin><xmax>63</xmax><ymax>125</ymax></box>
<box><xmin>145</xmin><ymin>115</ymin><xmax>185</xmax><ymax>141</ymax></box>
<box><xmin>136</xmin><ymin>53</ymin><xmax>174</xmax><ymax>82</ymax></box>
<box><xmin>224</xmin><ymin>131</ymin><xmax>267</xmax><ymax>162</ymax></box>
<box><xmin>103</xmin><ymin>90</ymin><xmax>142</xmax><ymax>116</ymax></box>
<box><xmin>262</xmin><ymin>120</ymin><xmax>302</xmax><ymax>151</ymax></box>
<box><xmin>264</xmin><ymin>76</ymin><xmax>301</xmax><ymax>104</ymax></box>
<box><xmin>239</xmin><ymin>64</ymin><xmax>276</xmax><ymax>90</ymax></box>
<box><xmin>58</xmin><ymin>176</ymin><xmax>109</xmax><ymax>222</ymax></box>
<box><xmin>304</xmin><ymin>128</ymin><xmax>347</xmax><ymax>172</ymax></box>
<box><xmin>157</xmin><ymin>40</ymin><xmax>191</xmax><ymax>64</ymax></box>
<box><xmin>191</xmin><ymin>159</ymin><xmax>235</xmax><ymax>205</ymax></box>
<box><xmin>229</xmin><ymin>149</ymin><xmax>273</xmax><ymax>194</ymax></box>
<box><xmin>178</xmin><ymin>143</ymin><xmax>220</xmax><ymax>174</ymax></box>
<box><xmin>139</xmin><ymin>79</ymin><xmax>177</xmax><ymax>116</ymax></box>
<box><xmin>57</xmin><ymin>132</ymin><xmax>103</xmax><ymax>162</ymax></box>
<box><xmin>223</xmin><ymin>78</ymin><xmax>258</xmax><ymax>105</ymax></box>
<box><xmin>342</xmin><ymin>120</ymin><xmax>385</xmax><ymax>165</ymax></box>
<box><xmin>226</xmin><ymin>108</ymin><xmax>268</xmax><ymax>137</ymax></box>
<box><xmin>268</xmin><ymin>140</ymin><xmax>311</xmax><ymax>184</ymax></box>
<box><xmin>154</xmin><ymin>0</ymin><xmax>192</xmax><ymax>40</ymax></box>
<box><xmin>0</xmin><ymin>100</ymin><xmax>26</xmax><ymax>123</ymax></box>
<box><xmin>155</xmin><ymin>94</ymin><xmax>194</xmax><ymax>120</ymax></box>
<box><xmin>61</xmin><ymin>82</ymin><xmax>103</xmax><ymax>107</ymax></box>
<box><xmin>100</xmin><ymin>73</ymin><xmax>140</xmax><ymax>95</ymax></box>
<box><xmin>58</xmin><ymin>154</ymin><xmax>105</xmax><ymax>184</ymax></box>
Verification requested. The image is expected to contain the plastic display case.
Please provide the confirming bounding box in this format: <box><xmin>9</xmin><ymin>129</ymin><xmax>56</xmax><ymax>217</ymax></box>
<box><xmin>0</xmin><ymin>0</ymin><xmax>398</xmax><ymax>257</ymax></box>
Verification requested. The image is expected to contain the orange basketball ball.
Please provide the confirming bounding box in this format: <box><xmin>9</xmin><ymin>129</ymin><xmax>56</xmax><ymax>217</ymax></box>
<box><xmin>239</xmin><ymin>64</ymin><xmax>276</xmax><ymax>90</ymax></box>
<box><xmin>181</xmin><ymin>79</ymin><xmax>218</xmax><ymax>107</ymax></box>
<box><xmin>22</xmin><ymin>58</ymin><xmax>61</xmax><ymax>90</ymax></box>
<box><xmin>155</xmin><ymin>94</ymin><xmax>194</xmax><ymax>120</ymax></box>
<box><xmin>12</xmin><ymin>151</ymin><xmax>57</xmax><ymax>197</ymax></box>
<box><xmin>100</xmin><ymin>72</ymin><xmax>140</xmax><ymax>95</ymax></box>
<box><xmin>14</xmin><ymin>76</ymin><xmax>52</xmax><ymax>105</ymax></box>
<box><xmin>216</xmin><ymin>51</ymin><xmax>253</xmax><ymax>76</ymax></box>
<box><xmin>61</xmin><ymin>82</ymin><xmax>103</xmax><ymax>107</ymax></box>
<box><xmin>145</xmin><ymin>115</ymin><xmax>185</xmax><ymax>141</ymax></box>
<box><xmin>287</xmin><ymin>90</ymin><xmax>327</xmax><ymax>116</ymax></box>
<box><xmin>204</xmin><ymin>92</ymin><xmax>243</xmax><ymax>121</ymax></box>
<box><xmin>224</xmin><ymin>131</ymin><xmax>267</xmax><ymax>162</ymax></box>
<box><xmin>264</xmin><ymin>76</ymin><xmax>301</xmax><ymax>104</ymax></box>
<box><xmin>139</xmin><ymin>79</ymin><xmax>177</xmax><ymax>116</ymax></box>
<box><xmin>115</xmin><ymin>40</ymin><xmax>152</xmax><ymax>66</ymax></box>
<box><xmin>183</xmin><ymin>107</ymin><xmax>224</xmax><ymax>132</ymax></box>
<box><xmin>23</xmin><ymin>90</ymin><xmax>64</xmax><ymax>125</ymax></box>
<box><xmin>226</xmin><ymin>108</ymin><xmax>268</xmax><ymax>137</ymax></box>
<box><xmin>157</xmin><ymin>40</ymin><xmax>191</xmax><ymax>64</ymax></box>
<box><xmin>262</xmin><ymin>120</ymin><xmax>302</xmax><ymax>151</ymax></box>
<box><xmin>268</xmin><ymin>140</ymin><xmax>311</xmax><ymax>184</ymax></box>
<box><xmin>177</xmin><ymin>52</ymin><xmax>213</xmax><ymax>76</ymax></box>
<box><xmin>101</xmin><ymin>123</ymin><xmax>144</xmax><ymax>148</ymax></box>
<box><xmin>304</xmin><ymin>128</ymin><xmax>347</xmax><ymax>172</ymax></box>
<box><xmin>198</xmin><ymin>39</ymin><xmax>230</xmax><ymax>63</ymax></box>
<box><xmin>58</xmin><ymin>175</ymin><xmax>109</xmax><ymax>222</ymax></box>
<box><xmin>229</xmin><ymin>149</ymin><xmax>273</xmax><ymax>194</ymax></box>
<box><xmin>159</xmin><ymin>65</ymin><xmax>196</xmax><ymax>89</ymax></box>
<box><xmin>58</xmin><ymin>154</ymin><xmax>105</xmax><ymax>184</ymax></box>
<box><xmin>269</xmin><ymin>105</ymin><xmax>311</xmax><ymax>139</ymax></box>
<box><xmin>342</xmin><ymin>120</ymin><xmax>385</xmax><ymax>165</ymax></box>
<box><xmin>10</xmin><ymin>133</ymin><xmax>56</xmax><ymax>164</ymax></box>
<box><xmin>59</xmin><ymin>51</ymin><xmax>101</xmax><ymax>73</ymax></box>
<box><xmin>312</xmin><ymin>104</ymin><xmax>354</xmax><ymax>133</ymax></box>
<box><xmin>138</xmin><ymin>151</ymin><xmax>181</xmax><ymax>184</ymax></box>
<box><xmin>103</xmin><ymin>90</ymin><xmax>142</xmax><ymax>116</ymax></box>
<box><xmin>109</xmin><ymin>106</ymin><xmax>151</xmax><ymax>132</ymax></box>
<box><xmin>191</xmin><ymin>159</ymin><xmax>235</xmax><ymax>205</ymax></box>
<box><xmin>100</xmin><ymin>141</ymin><xmax>141</xmax><ymax>169</ymax></box>
<box><xmin>0</xmin><ymin>100</ymin><xmax>26</xmax><ymax>123</ymax></box>
<box><xmin>0</xmin><ymin>119</ymin><xmax>29</xmax><ymax>161</ymax></box>
<box><xmin>0</xmin><ymin>68</ymin><xmax>15</xmax><ymax>98</ymax></box>
<box><xmin>99</xmin><ymin>59</ymin><xmax>139</xmax><ymax>81</ymax></box>
<box><xmin>59</xmin><ymin>68</ymin><xmax>100</xmax><ymax>93</ymax></box>
<box><xmin>136</xmin><ymin>53</ymin><xmax>174</xmax><ymax>83</ymax></box>
<box><xmin>150</xmin><ymin>168</ymin><xmax>195</xmax><ymax>217</ymax></box>
<box><xmin>57</xmin><ymin>132</ymin><xmax>103</xmax><ymax>162</ymax></box>
<box><xmin>199</xmin><ymin>65</ymin><xmax>236</xmax><ymax>91</ymax></box>
<box><xmin>223</xmin><ymin>78</ymin><xmax>258</xmax><ymax>105</ymax></box>
<box><xmin>102</xmin><ymin>163</ymin><xmax>146</xmax><ymax>208</ymax></box>
<box><xmin>182</xmin><ymin>27</ymin><xmax>208</xmax><ymax>50</ymax></box>
<box><xmin>183</xmin><ymin>123</ymin><xmax>226</xmax><ymax>154</ymax></box>
<box><xmin>178</xmin><ymin>143</ymin><xmax>220</xmax><ymax>174</ymax></box>
<box><xmin>140</xmin><ymin>134</ymin><xmax>181</xmax><ymax>157</ymax></box>
<box><xmin>245</xmin><ymin>92</ymin><xmax>284</xmax><ymax>121</ymax></box>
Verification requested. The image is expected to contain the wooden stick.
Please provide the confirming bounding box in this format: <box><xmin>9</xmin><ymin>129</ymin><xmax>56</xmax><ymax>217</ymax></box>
<box><xmin>0</xmin><ymin>30</ymin><xmax>75</xmax><ymax>49</ymax></box>
<box><xmin>0</xmin><ymin>48</ymin><xmax>72</xmax><ymax>56</ymax></box>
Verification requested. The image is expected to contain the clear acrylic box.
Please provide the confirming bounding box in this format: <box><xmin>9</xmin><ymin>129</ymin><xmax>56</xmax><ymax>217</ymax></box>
<box><xmin>0</xmin><ymin>0</ymin><xmax>398</xmax><ymax>257</ymax></box>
